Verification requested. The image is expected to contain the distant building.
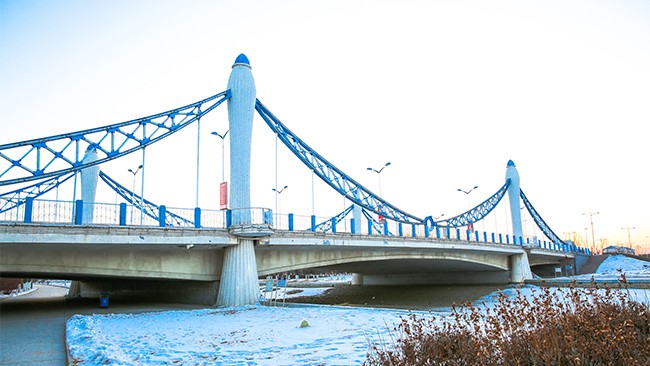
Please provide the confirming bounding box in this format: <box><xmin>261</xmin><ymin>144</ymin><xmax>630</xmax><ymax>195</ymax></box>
<box><xmin>1</xmin><ymin>278</ymin><xmax>24</xmax><ymax>294</ymax></box>
<box><xmin>603</xmin><ymin>245</ymin><xmax>635</xmax><ymax>255</ymax></box>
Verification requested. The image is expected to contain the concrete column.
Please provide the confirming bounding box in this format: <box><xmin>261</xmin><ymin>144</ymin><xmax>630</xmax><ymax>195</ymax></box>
<box><xmin>80</xmin><ymin>149</ymin><xmax>100</xmax><ymax>224</ymax></box>
<box><xmin>505</xmin><ymin>160</ymin><xmax>523</xmax><ymax>240</ymax></box>
<box><xmin>352</xmin><ymin>204</ymin><xmax>362</xmax><ymax>234</ymax></box>
<box><xmin>351</xmin><ymin>273</ymin><xmax>364</xmax><ymax>285</ymax></box>
<box><xmin>217</xmin><ymin>238</ymin><xmax>259</xmax><ymax>306</ymax></box>
<box><xmin>510</xmin><ymin>252</ymin><xmax>533</xmax><ymax>283</ymax></box>
<box><xmin>217</xmin><ymin>54</ymin><xmax>260</xmax><ymax>307</ymax></box>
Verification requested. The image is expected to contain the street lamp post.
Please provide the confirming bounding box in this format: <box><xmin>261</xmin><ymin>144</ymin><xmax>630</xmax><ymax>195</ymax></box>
<box><xmin>211</xmin><ymin>130</ymin><xmax>229</xmax><ymax>183</ymax></box>
<box><xmin>128</xmin><ymin>165</ymin><xmax>143</xmax><ymax>224</ymax></box>
<box><xmin>583</xmin><ymin>211</ymin><xmax>600</xmax><ymax>251</ymax></box>
<box><xmin>367</xmin><ymin>162</ymin><xmax>391</xmax><ymax>196</ymax></box>
<box><xmin>272</xmin><ymin>185</ymin><xmax>288</xmax><ymax>226</ymax></box>
<box><xmin>457</xmin><ymin>185</ymin><xmax>479</xmax><ymax>208</ymax></box>
<box><xmin>621</xmin><ymin>226</ymin><xmax>636</xmax><ymax>247</ymax></box>
<box><xmin>458</xmin><ymin>185</ymin><xmax>478</xmax><ymax>232</ymax></box>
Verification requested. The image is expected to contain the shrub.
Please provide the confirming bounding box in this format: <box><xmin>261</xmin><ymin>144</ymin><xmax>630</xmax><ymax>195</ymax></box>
<box><xmin>366</xmin><ymin>278</ymin><xmax>650</xmax><ymax>366</ymax></box>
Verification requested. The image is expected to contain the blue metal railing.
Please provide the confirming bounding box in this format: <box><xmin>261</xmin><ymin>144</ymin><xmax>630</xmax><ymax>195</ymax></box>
<box><xmin>0</xmin><ymin>197</ymin><xmax>590</xmax><ymax>254</ymax></box>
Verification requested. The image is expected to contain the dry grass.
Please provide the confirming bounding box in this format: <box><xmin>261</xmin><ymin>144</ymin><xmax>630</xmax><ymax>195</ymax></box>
<box><xmin>366</xmin><ymin>277</ymin><xmax>650</xmax><ymax>366</ymax></box>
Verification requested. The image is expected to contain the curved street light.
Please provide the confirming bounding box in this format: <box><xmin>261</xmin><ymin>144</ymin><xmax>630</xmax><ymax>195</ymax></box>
<box><xmin>272</xmin><ymin>185</ymin><xmax>289</xmax><ymax>220</ymax></box>
<box><xmin>367</xmin><ymin>162</ymin><xmax>391</xmax><ymax>196</ymax></box>
<box><xmin>211</xmin><ymin>130</ymin><xmax>229</xmax><ymax>183</ymax></box>
<box><xmin>457</xmin><ymin>185</ymin><xmax>479</xmax><ymax>196</ymax></box>
<box><xmin>272</xmin><ymin>185</ymin><xmax>288</xmax><ymax>195</ymax></box>
<box><xmin>457</xmin><ymin>185</ymin><xmax>479</xmax><ymax>209</ymax></box>
<box><xmin>582</xmin><ymin>211</ymin><xmax>600</xmax><ymax>251</ymax></box>
<box><xmin>458</xmin><ymin>185</ymin><xmax>478</xmax><ymax>232</ymax></box>
<box><xmin>620</xmin><ymin>226</ymin><xmax>636</xmax><ymax>247</ymax></box>
<box><xmin>128</xmin><ymin>164</ymin><xmax>143</xmax><ymax>224</ymax></box>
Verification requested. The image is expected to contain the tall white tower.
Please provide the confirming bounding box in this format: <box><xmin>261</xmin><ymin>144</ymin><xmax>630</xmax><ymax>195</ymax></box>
<box><xmin>80</xmin><ymin>149</ymin><xmax>100</xmax><ymax>224</ymax></box>
<box><xmin>216</xmin><ymin>54</ymin><xmax>260</xmax><ymax>306</ymax></box>
<box><xmin>505</xmin><ymin>160</ymin><xmax>523</xmax><ymax>243</ymax></box>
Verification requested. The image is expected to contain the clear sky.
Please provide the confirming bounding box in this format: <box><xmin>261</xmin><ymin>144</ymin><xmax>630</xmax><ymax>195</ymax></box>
<box><xmin>1</xmin><ymin>1</ymin><xmax>649</xmax><ymax>252</ymax></box>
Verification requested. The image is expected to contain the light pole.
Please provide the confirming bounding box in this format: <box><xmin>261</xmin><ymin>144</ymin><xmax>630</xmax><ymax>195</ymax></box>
<box><xmin>583</xmin><ymin>211</ymin><xmax>600</xmax><ymax>251</ymax></box>
<box><xmin>458</xmin><ymin>185</ymin><xmax>478</xmax><ymax>232</ymax></box>
<box><xmin>128</xmin><ymin>165</ymin><xmax>143</xmax><ymax>224</ymax></box>
<box><xmin>211</xmin><ymin>130</ymin><xmax>229</xmax><ymax>183</ymax></box>
<box><xmin>367</xmin><ymin>162</ymin><xmax>391</xmax><ymax>196</ymax></box>
<box><xmin>621</xmin><ymin>226</ymin><xmax>636</xmax><ymax>247</ymax></box>
<box><xmin>457</xmin><ymin>185</ymin><xmax>478</xmax><ymax>210</ymax></box>
<box><xmin>272</xmin><ymin>185</ymin><xmax>288</xmax><ymax>225</ymax></box>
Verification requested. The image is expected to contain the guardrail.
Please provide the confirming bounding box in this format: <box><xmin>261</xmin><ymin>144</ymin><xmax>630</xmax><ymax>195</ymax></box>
<box><xmin>0</xmin><ymin>198</ymin><xmax>590</xmax><ymax>254</ymax></box>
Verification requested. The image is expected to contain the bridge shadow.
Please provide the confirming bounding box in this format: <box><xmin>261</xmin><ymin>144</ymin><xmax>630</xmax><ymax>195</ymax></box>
<box><xmin>0</xmin><ymin>288</ymin><xmax>204</xmax><ymax>365</ymax></box>
<box><xmin>287</xmin><ymin>284</ymin><xmax>506</xmax><ymax>310</ymax></box>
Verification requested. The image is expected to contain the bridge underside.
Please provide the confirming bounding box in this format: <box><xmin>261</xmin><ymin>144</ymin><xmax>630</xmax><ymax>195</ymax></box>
<box><xmin>254</xmin><ymin>244</ymin><xmax>520</xmax><ymax>286</ymax></box>
<box><xmin>0</xmin><ymin>226</ymin><xmax>574</xmax><ymax>304</ymax></box>
<box><xmin>0</xmin><ymin>243</ymin><xmax>225</xmax><ymax>281</ymax></box>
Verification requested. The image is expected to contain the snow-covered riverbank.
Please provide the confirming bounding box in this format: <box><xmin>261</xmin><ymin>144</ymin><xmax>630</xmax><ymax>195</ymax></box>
<box><xmin>66</xmin><ymin>255</ymin><xmax>650</xmax><ymax>365</ymax></box>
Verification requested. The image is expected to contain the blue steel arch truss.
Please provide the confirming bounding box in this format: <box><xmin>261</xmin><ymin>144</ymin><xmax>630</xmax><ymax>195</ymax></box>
<box><xmin>312</xmin><ymin>204</ymin><xmax>355</xmax><ymax>232</ymax></box>
<box><xmin>361</xmin><ymin>209</ymin><xmax>392</xmax><ymax>235</ymax></box>
<box><xmin>425</xmin><ymin>181</ymin><xmax>510</xmax><ymax>229</ymax></box>
<box><xmin>255</xmin><ymin>100</ymin><xmax>422</xmax><ymax>225</ymax></box>
<box><xmin>311</xmin><ymin>204</ymin><xmax>391</xmax><ymax>234</ymax></box>
<box><xmin>0</xmin><ymin>172</ymin><xmax>75</xmax><ymax>214</ymax></box>
<box><xmin>0</xmin><ymin>91</ymin><xmax>230</xmax><ymax>186</ymax></box>
<box><xmin>99</xmin><ymin>171</ymin><xmax>194</xmax><ymax>227</ymax></box>
<box><xmin>520</xmin><ymin>189</ymin><xmax>565</xmax><ymax>246</ymax></box>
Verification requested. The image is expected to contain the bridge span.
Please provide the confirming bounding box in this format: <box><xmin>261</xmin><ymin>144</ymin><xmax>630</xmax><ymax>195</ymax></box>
<box><xmin>0</xmin><ymin>223</ymin><xmax>575</xmax><ymax>305</ymax></box>
<box><xmin>1</xmin><ymin>54</ymin><xmax>589</xmax><ymax>306</ymax></box>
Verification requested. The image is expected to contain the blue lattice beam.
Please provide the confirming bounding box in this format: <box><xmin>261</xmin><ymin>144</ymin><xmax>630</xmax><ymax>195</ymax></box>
<box><xmin>99</xmin><ymin>171</ymin><xmax>193</xmax><ymax>227</ymax></box>
<box><xmin>255</xmin><ymin>100</ymin><xmax>422</xmax><ymax>225</ymax></box>
<box><xmin>361</xmin><ymin>209</ymin><xmax>392</xmax><ymax>235</ymax></box>
<box><xmin>520</xmin><ymin>189</ymin><xmax>565</xmax><ymax>246</ymax></box>
<box><xmin>425</xmin><ymin>181</ymin><xmax>510</xmax><ymax>229</ymax></box>
<box><xmin>0</xmin><ymin>172</ymin><xmax>74</xmax><ymax>214</ymax></box>
<box><xmin>0</xmin><ymin>91</ymin><xmax>230</xmax><ymax>186</ymax></box>
<box><xmin>312</xmin><ymin>204</ymin><xmax>355</xmax><ymax>232</ymax></box>
<box><xmin>312</xmin><ymin>204</ymin><xmax>392</xmax><ymax>234</ymax></box>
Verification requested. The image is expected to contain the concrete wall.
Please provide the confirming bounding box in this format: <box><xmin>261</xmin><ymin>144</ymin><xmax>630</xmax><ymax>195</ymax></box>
<box><xmin>1</xmin><ymin>243</ymin><xmax>225</xmax><ymax>281</ymax></box>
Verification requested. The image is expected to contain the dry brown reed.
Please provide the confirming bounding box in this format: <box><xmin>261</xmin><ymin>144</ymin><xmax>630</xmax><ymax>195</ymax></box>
<box><xmin>365</xmin><ymin>277</ymin><xmax>650</xmax><ymax>366</ymax></box>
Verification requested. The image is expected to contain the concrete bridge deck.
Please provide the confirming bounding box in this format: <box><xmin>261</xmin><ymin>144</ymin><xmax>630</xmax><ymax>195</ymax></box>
<box><xmin>0</xmin><ymin>223</ymin><xmax>575</xmax><ymax>304</ymax></box>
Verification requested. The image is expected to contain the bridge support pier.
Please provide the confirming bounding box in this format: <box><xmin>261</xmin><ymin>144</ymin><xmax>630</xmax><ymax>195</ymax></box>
<box><xmin>217</xmin><ymin>239</ymin><xmax>259</xmax><ymax>306</ymax></box>
<box><xmin>510</xmin><ymin>252</ymin><xmax>533</xmax><ymax>283</ymax></box>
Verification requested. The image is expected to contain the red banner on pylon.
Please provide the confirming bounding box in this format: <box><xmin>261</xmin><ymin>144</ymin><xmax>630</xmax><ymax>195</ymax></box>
<box><xmin>220</xmin><ymin>182</ymin><xmax>228</xmax><ymax>210</ymax></box>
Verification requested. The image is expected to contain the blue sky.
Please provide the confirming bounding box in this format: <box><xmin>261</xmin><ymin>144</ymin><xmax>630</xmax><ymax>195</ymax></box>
<box><xmin>1</xmin><ymin>1</ymin><xmax>649</xmax><ymax>251</ymax></box>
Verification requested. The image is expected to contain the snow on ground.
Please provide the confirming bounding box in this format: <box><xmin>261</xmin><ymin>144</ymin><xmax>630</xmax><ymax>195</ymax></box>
<box><xmin>66</xmin><ymin>305</ymin><xmax>417</xmax><ymax>365</ymax></box>
<box><xmin>66</xmin><ymin>255</ymin><xmax>650</xmax><ymax>365</ymax></box>
<box><xmin>564</xmin><ymin>254</ymin><xmax>650</xmax><ymax>283</ymax></box>
<box><xmin>596</xmin><ymin>254</ymin><xmax>650</xmax><ymax>276</ymax></box>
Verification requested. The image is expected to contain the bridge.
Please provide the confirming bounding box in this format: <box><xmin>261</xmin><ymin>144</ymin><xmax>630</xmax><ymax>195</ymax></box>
<box><xmin>0</xmin><ymin>54</ymin><xmax>589</xmax><ymax>306</ymax></box>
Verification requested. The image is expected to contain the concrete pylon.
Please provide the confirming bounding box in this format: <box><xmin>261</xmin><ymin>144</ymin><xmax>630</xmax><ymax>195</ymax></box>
<box><xmin>80</xmin><ymin>149</ymin><xmax>100</xmax><ymax>224</ymax></box>
<box><xmin>505</xmin><ymin>160</ymin><xmax>523</xmax><ymax>243</ymax></box>
<box><xmin>352</xmin><ymin>204</ymin><xmax>362</xmax><ymax>234</ymax></box>
<box><xmin>216</xmin><ymin>54</ymin><xmax>260</xmax><ymax>307</ymax></box>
